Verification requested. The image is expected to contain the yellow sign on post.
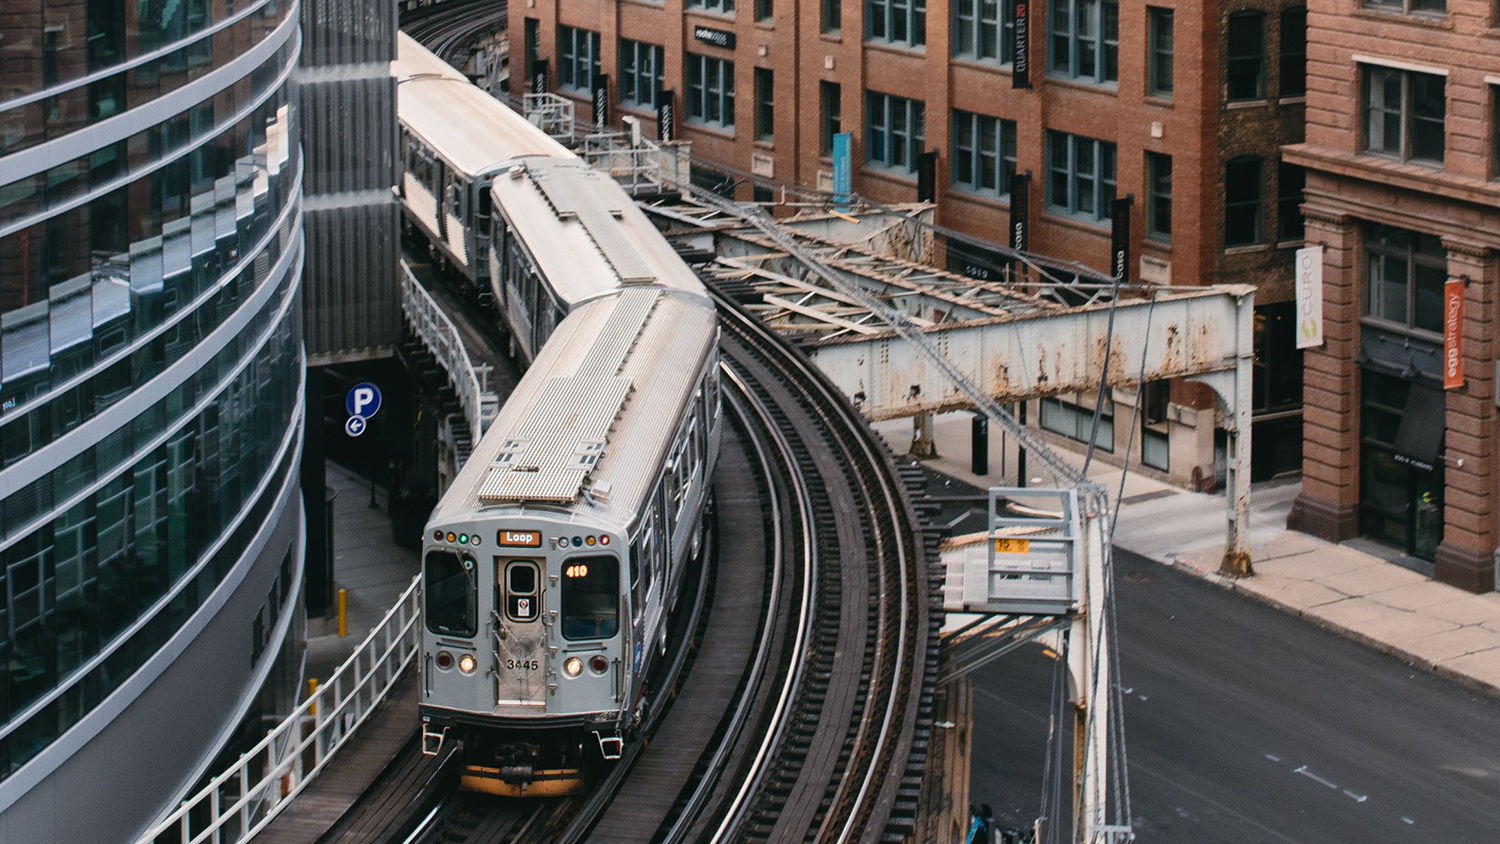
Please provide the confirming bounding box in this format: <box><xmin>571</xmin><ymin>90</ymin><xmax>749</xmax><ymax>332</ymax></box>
<box><xmin>995</xmin><ymin>538</ymin><xmax>1031</xmax><ymax>554</ymax></box>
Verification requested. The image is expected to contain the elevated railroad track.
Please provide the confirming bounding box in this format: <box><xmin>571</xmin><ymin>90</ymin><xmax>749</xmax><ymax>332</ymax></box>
<box><xmin>290</xmin><ymin>275</ymin><xmax>934</xmax><ymax>844</ymax></box>
<box><xmin>401</xmin><ymin>0</ymin><xmax>507</xmax><ymax>66</ymax></box>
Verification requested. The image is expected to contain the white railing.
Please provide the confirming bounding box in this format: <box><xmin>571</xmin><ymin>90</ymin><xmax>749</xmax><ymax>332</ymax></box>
<box><xmin>135</xmin><ymin>576</ymin><xmax>421</xmax><ymax>844</ymax></box>
<box><xmin>400</xmin><ymin>263</ymin><xmax>499</xmax><ymax>439</ymax></box>
<box><xmin>522</xmin><ymin>92</ymin><xmax>575</xmax><ymax>140</ymax></box>
<box><xmin>578</xmin><ymin>132</ymin><xmax>693</xmax><ymax>195</ymax></box>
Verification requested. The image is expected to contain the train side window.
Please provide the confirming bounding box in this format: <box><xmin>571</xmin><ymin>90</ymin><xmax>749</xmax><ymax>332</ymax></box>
<box><xmin>502</xmin><ymin>560</ymin><xmax>540</xmax><ymax>622</ymax></box>
<box><xmin>561</xmin><ymin>555</ymin><xmax>620</xmax><ymax>639</ymax></box>
<box><xmin>477</xmin><ymin>185</ymin><xmax>492</xmax><ymax>220</ymax></box>
<box><xmin>425</xmin><ymin>550</ymin><xmax>476</xmax><ymax>637</ymax></box>
<box><xmin>629</xmin><ymin>545</ymin><xmax>643</xmax><ymax>623</ymax></box>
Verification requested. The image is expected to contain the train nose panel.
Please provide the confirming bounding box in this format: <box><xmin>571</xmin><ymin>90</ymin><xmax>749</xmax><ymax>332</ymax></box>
<box><xmin>495</xmin><ymin>558</ymin><xmax>549</xmax><ymax>707</ymax></box>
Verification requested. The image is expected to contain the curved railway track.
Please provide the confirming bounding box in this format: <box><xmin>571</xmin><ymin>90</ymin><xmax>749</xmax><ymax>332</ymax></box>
<box><xmin>340</xmin><ymin>282</ymin><xmax>937</xmax><ymax>844</ymax></box>
<box><xmin>401</xmin><ymin>0</ymin><xmax>508</xmax><ymax>66</ymax></box>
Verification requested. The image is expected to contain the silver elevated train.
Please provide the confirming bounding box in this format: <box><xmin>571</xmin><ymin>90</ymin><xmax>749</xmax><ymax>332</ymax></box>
<box><xmin>396</xmin><ymin>35</ymin><xmax>722</xmax><ymax>796</ymax></box>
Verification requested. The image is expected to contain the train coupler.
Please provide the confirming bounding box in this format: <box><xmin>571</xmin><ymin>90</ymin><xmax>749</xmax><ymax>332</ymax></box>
<box><xmin>421</xmin><ymin>723</ymin><xmax>448</xmax><ymax>756</ymax></box>
<box><xmin>593</xmin><ymin>731</ymin><xmax>623</xmax><ymax>760</ymax></box>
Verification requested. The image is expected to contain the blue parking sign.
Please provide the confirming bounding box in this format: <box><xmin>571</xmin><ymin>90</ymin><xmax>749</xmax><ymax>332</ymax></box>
<box><xmin>347</xmin><ymin>382</ymin><xmax>382</xmax><ymax>419</ymax></box>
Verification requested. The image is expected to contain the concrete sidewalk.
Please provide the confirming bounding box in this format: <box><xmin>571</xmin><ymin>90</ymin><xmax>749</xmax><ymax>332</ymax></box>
<box><xmin>303</xmin><ymin>461</ymin><xmax>422</xmax><ymax>688</ymax></box>
<box><xmin>873</xmin><ymin>412</ymin><xmax>1500</xmax><ymax>699</ymax></box>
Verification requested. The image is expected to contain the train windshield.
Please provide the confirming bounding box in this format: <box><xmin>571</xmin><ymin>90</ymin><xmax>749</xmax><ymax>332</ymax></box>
<box><xmin>425</xmin><ymin>550</ymin><xmax>476</xmax><ymax>637</ymax></box>
<box><xmin>560</xmin><ymin>555</ymin><xmax>619</xmax><ymax>640</ymax></box>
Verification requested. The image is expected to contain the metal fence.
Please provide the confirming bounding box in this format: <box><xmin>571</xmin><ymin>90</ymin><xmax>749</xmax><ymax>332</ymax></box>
<box><xmin>134</xmin><ymin>576</ymin><xmax>421</xmax><ymax>844</ymax></box>
<box><xmin>578</xmin><ymin>131</ymin><xmax>692</xmax><ymax>195</ymax></box>
<box><xmin>400</xmin><ymin>262</ymin><xmax>499</xmax><ymax>440</ymax></box>
<box><xmin>522</xmin><ymin>92</ymin><xmax>575</xmax><ymax>140</ymax></box>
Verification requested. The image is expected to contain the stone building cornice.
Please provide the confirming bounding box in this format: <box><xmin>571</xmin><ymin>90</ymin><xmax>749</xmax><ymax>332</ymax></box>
<box><xmin>1283</xmin><ymin>143</ymin><xmax>1500</xmax><ymax>212</ymax></box>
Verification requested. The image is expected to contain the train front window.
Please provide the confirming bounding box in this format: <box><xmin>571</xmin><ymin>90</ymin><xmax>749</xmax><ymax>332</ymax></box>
<box><xmin>561</xmin><ymin>555</ymin><xmax>619</xmax><ymax>640</ymax></box>
<box><xmin>425</xmin><ymin>550</ymin><xmax>476</xmax><ymax>637</ymax></box>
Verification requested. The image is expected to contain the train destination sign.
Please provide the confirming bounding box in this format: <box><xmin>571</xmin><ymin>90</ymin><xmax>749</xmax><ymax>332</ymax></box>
<box><xmin>498</xmin><ymin>529</ymin><xmax>543</xmax><ymax>547</ymax></box>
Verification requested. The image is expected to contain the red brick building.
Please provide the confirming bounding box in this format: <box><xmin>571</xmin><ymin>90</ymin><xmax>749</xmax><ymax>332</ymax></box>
<box><xmin>1284</xmin><ymin>0</ymin><xmax>1500</xmax><ymax>591</ymax></box>
<box><xmin>515</xmin><ymin>0</ymin><xmax>1309</xmax><ymax>486</ymax></box>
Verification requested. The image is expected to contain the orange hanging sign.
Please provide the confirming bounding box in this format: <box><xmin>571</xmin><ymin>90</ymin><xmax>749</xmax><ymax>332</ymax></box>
<box><xmin>1444</xmin><ymin>279</ymin><xmax>1464</xmax><ymax>390</ymax></box>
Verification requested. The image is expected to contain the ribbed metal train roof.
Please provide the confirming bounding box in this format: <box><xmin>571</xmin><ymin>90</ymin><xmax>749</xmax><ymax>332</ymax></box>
<box><xmin>526</xmin><ymin>161</ymin><xmax>657</xmax><ymax>284</ymax></box>
<box><xmin>477</xmin><ymin>288</ymin><xmax>661</xmax><ymax>504</ymax></box>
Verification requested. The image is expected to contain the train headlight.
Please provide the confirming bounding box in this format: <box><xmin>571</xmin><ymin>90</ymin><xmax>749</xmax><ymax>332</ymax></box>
<box><xmin>564</xmin><ymin>657</ymin><xmax>583</xmax><ymax>677</ymax></box>
<box><xmin>589</xmin><ymin>655</ymin><xmax>610</xmax><ymax>675</ymax></box>
<box><xmin>435</xmin><ymin>650</ymin><xmax>454</xmax><ymax>670</ymax></box>
<box><xmin>458</xmin><ymin>653</ymin><xmax>477</xmax><ymax>674</ymax></box>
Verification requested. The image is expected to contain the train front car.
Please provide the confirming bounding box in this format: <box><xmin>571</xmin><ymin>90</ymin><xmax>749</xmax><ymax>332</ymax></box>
<box><xmin>418</xmin><ymin>284</ymin><xmax>720</xmax><ymax>797</ymax></box>
<box><xmin>421</xmin><ymin>513</ymin><xmax>628</xmax><ymax>796</ymax></box>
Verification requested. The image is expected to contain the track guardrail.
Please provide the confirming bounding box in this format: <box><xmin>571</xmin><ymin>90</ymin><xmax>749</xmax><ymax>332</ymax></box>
<box><xmin>134</xmin><ymin>576</ymin><xmax>421</xmax><ymax>844</ymax></box>
<box><xmin>401</xmin><ymin>262</ymin><xmax>499</xmax><ymax>440</ymax></box>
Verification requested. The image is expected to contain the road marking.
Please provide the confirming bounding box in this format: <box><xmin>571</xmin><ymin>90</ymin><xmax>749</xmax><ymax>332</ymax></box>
<box><xmin>1342</xmin><ymin>790</ymin><xmax>1368</xmax><ymax>803</ymax></box>
<box><xmin>1294</xmin><ymin>765</ymin><xmax>1339</xmax><ymax>789</ymax></box>
<box><xmin>1265</xmin><ymin>754</ymin><xmax>1282</xmax><ymax>762</ymax></box>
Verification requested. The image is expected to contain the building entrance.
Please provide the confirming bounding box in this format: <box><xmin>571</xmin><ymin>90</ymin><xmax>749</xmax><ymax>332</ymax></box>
<box><xmin>1359</xmin><ymin>370</ymin><xmax>1445</xmax><ymax>562</ymax></box>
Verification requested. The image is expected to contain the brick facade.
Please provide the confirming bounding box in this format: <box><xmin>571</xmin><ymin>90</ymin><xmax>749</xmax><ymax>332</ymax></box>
<box><xmin>1284</xmin><ymin>0</ymin><xmax>1500</xmax><ymax>591</ymax></box>
<box><xmin>516</xmin><ymin>0</ymin><xmax>1307</xmax><ymax>487</ymax></box>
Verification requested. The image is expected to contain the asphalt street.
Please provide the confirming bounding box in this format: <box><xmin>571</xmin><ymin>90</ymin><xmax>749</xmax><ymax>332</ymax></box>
<box><xmin>969</xmin><ymin>547</ymin><xmax>1500</xmax><ymax>843</ymax></box>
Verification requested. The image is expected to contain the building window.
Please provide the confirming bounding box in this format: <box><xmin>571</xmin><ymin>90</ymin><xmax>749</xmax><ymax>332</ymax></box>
<box><xmin>1046</xmin><ymin>130</ymin><xmax>1117</xmax><ymax>223</ymax></box>
<box><xmin>1148</xmin><ymin>7</ymin><xmax>1173</xmax><ymax>98</ymax></box>
<box><xmin>867</xmin><ymin>92</ymin><xmax>926</xmax><ymax>173</ymax></box>
<box><xmin>1365</xmin><ymin>223</ymin><xmax>1446</xmax><ymax>334</ymax></box>
<box><xmin>758</xmin><ymin>0</ymin><xmax>774</xmax><ymax>21</ymax></box>
<box><xmin>1226</xmin><ymin>10</ymin><xmax>1265</xmax><ymax>101</ymax></box>
<box><xmin>1224</xmin><ymin>156</ymin><xmax>1263</xmax><ymax>247</ymax></box>
<box><xmin>1048</xmin><ymin>0</ymin><xmax>1118</xmax><ymax>86</ymax></box>
<box><xmin>954</xmin><ymin>0</ymin><xmax>1014</xmax><ymax>64</ymax></box>
<box><xmin>558</xmin><ymin>25</ymin><xmax>600</xmax><ymax>93</ymax></box>
<box><xmin>1364</xmin><ymin>0</ymin><xmax>1445</xmax><ymax>15</ymax></box>
<box><xmin>1139</xmin><ymin>380</ymin><xmax>1170</xmax><ymax>471</ymax></box>
<box><xmin>1146</xmin><ymin>152</ymin><xmax>1171</xmax><ymax>242</ymax></box>
<box><xmin>525</xmin><ymin>18</ymin><xmax>540</xmax><ymax>83</ymax></box>
<box><xmin>1277</xmin><ymin>161</ymin><xmax>1305</xmax><ymax>242</ymax></box>
<box><xmin>1279</xmin><ymin>7</ymin><xmax>1307</xmax><ymax>97</ymax></box>
<box><xmin>1493</xmin><ymin>85</ymin><xmax>1500</xmax><ymax>179</ymax></box>
<box><xmin>952</xmin><ymin>110</ymin><xmax>1017</xmax><ymax>198</ymax></box>
<box><xmin>821</xmin><ymin>81</ymin><xmax>842</xmax><ymax>155</ymax></box>
<box><xmin>1364</xmin><ymin>65</ymin><xmax>1446</xmax><ymax>165</ymax></box>
<box><xmin>824</xmin><ymin>0</ymin><xmax>841</xmax><ymax>32</ymax></box>
<box><xmin>869</xmin><ymin>0</ymin><xmax>927</xmax><ymax>47</ymax></box>
<box><xmin>755</xmin><ymin>67</ymin><xmax>774</xmax><ymax>141</ymax></box>
<box><xmin>687</xmin><ymin>54</ymin><xmax>735</xmax><ymax>129</ymax></box>
<box><xmin>1041</xmin><ymin>394</ymin><xmax>1114</xmax><ymax>451</ymax></box>
<box><xmin>688</xmin><ymin>0</ymin><xmax>735</xmax><ymax>14</ymax></box>
<box><xmin>619</xmin><ymin>39</ymin><xmax>665</xmax><ymax>109</ymax></box>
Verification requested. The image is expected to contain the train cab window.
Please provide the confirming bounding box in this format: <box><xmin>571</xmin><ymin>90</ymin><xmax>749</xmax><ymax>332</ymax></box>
<box><xmin>502</xmin><ymin>560</ymin><xmax>540</xmax><ymax>622</ymax></box>
<box><xmin>426</xmin><ymin>550</ymin><xmax>476</xmax><ymax>637</ymax></box>
<box><xmin>561</xmin><ymin>555</ymin><xmax>619</xmax><ymax>640</ymax></box>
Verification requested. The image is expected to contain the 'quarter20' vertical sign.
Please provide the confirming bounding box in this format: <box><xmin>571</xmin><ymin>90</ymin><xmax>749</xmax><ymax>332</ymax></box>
<box><xmin>1012</xmin><ymin>0</ymin><xmax>1031</xmax><ymax>89</ymax></box>
<box><xmin>1444</xmin><ymin>278</ymin><xmax>1464</xmax><ymax>390</ymax></box>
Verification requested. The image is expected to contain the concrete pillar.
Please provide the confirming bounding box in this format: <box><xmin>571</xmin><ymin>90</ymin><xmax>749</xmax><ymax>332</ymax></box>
<box><xmin>1287</xmin><ymin>205</ymin><xmax>1362</xmax><ymax>542</ymax></box>
<box><xmin>1434</xmin><ymin>239</ymin><xmax>1498</xmax><ymax>593</ymax></box>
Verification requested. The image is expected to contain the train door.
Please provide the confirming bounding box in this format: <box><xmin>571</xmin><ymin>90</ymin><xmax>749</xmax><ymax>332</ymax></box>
<box><xmin>494</xmin><ymin>557</ymin><xmax>548</xmax><ymax>706</ymax></box>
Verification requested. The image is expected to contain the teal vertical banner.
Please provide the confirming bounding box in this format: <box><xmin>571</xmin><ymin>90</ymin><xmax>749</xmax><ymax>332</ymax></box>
<box><xmin>832</xmin><ymin>131</ymin><xmax>852</xmax><ymax>206</ymax></box>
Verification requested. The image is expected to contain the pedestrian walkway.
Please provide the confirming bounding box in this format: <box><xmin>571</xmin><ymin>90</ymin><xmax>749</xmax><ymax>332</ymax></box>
<box><xmin>253</xmin><ymin>461</ymin><xmax>423</xmax><ymax>844</ymax></box>
<box><xmin>304</xmin><ymin>461</ymin><xmax>422</xmax><ymax>684</ymax></box>
<box><xmin>873</xmin><ymin>412</ymin><xmax>1500</xmax><ymax>698</ymax></box>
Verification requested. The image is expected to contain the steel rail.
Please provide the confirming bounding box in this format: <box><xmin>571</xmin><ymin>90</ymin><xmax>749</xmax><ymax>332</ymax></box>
<box><xmin>706</xmin><ymin>368</ymin><xmax>819</xmax><ymax>843</ymax></box>
<box><xmin>661</xmin><ymin>377</ymin><xmax>793</xmax><ymax>844</ymax></box>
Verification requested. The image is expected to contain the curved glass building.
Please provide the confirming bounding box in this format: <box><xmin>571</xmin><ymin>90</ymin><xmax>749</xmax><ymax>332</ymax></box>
<box><xmin>0</xmin><ymin>2</ymin><xmax>305</xmax><ymax>841</ymax></box>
